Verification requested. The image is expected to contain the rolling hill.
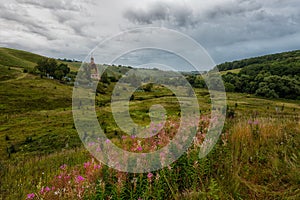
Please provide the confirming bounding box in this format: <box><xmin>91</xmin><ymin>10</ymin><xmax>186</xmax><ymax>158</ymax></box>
<box><xmin>216</xmin><ymin>50</ymin><xmax>300</xmax><ymax>72</ymax></box>
<box><xmin>0</xmin><ymin>47</ymin><xmax>299</xmax><ymax>200</ymax></box>
<box><xmin>0</xmin><ymin>47</ymin><xmax>82</xmax><ymax>72</ymax></box>
<box><xmin>0</xmin><ymin>47</ymin><xmax>45</xmax><ymax>69</ymax></box>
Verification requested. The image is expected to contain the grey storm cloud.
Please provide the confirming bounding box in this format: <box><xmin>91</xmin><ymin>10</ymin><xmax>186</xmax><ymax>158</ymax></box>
<box><xmin>0</xmin><ymin>0</ymin><xmax>300</xmax><ymax>67</ymax></box>
<box><xmin>122</xmin><ymin>0</ymin><xmax>300</xmax><ymax>63</ymax></box>
<box><xmin>0</xmin><ymin>0</ymin><xmax>97</xmax><ymax>59</ymax></box>
<box><xmin>124</xmin><ymin>2</ymin><xmax>198</xmax><ymax>27</ymax></box>
<box><xmin>0</xmin><ymin>4</ymin><xmax>54</xmax><ymax>41</ymax></box>
<box><xmin>15</xmin><ymin>0</ymin><xmax>83</xmax><ymax>11</ymax></box>
<box><xmin>123</xmin><ymin>0</ymin><xmax>264</xmax><ymax>27</ymax></box>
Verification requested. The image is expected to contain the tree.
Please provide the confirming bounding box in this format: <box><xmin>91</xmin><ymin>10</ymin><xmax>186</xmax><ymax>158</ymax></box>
<box><xmin>224</xmin><ymin>82</ymin><xmax>235</xmax><ymax>92</ymax></box>
<box><xmin>143</xmin><ymin>83</ymin><xmax>154</xmax><ymax>92</ymax></box>
<box><xmin>58</xmin><ymin>63</ymin><xmax>70</xmax><ymax>76</ymax></box>
<box><xmin>36</xmin><ymin>58</ymin><xmax>57</xmax><ymax>76</ymax></box>
<box><xmin>54</xmin><ymin>70</ymin><xmax>64</xmax><ymax>80</ymax></box>
<box><xmin>101</xmin><ymin>72</ymin><xmax>110</xmax><ymax>84</ymax></box>
<box><xmin>36</xmin><ymin>58</ymin><xmax>48</xmax><ymax>75</ymax></box>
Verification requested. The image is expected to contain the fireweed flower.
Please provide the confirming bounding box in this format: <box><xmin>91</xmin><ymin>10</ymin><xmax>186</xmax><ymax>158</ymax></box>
<box><xmin>94</xmin><ymin>164</ymin><xmax>101</xmax><ymax>170</ymax></box>
<box><xmin>84</xmin><ymin>162</ymin><xmax>91</xmax><ymax>169</ymax></box>
<box><xmin>40</xmin><ymin>186</ymin><xmax>51</xmax><ymax>194</ymax></box>
<box><xmin>60</xmin><ymin>164</ymin><xmax>67</xmax><ymax>170</ymax></box>
<box><xmin>76</xmin><ymin>175</ymin><xmax>85</xmax><ymax>183</ymax></box>
<box><xmin>147</xmin><ymin>172</ymin><xmax>154</xmax><ymax>181</ymax></box>
<box><xmin>27</xmin><ymin>193</ymin><xmax>35</xmax><ymax>199</ymax></box>
<box><xmin>88</xmin><ymin>142</ymin><xmax>95</xmax><ymax>147</ymax></box>
<box><xmin>137</xmin><ymin>146</ymin><xmax>143</xmax><ymax>151</ymax></box>
<box><xmin>40</xmin><ymin>188</ymin><xmax>44</xmax><ymax>194</ymax></box>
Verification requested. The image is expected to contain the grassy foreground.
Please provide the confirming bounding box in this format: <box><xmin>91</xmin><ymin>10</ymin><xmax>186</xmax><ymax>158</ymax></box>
<box><xmin>0</xmin><ymin>53</ymin><xmax>299</xmax><ymax>199</ymax></box>
<box><xmin>1</xmin><ymin>116</ymin><xmax>299</xmax><ymax>199</ymax></box>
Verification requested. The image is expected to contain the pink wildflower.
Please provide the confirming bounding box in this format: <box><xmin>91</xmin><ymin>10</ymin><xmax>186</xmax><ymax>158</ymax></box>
<box><xmin>40</xmin><ymin>186</ymin><xmax>50</xmax><ymax>194</ymax></box>
<box><xmin>40</xmin><ymin>188</ymin><xmax>44</xmax><ymax>194</ymax></box>
<box><xmin>137</xmin><ymin>146</ymin><xmax>143</xmax><ymax>151</ymax></box>
<box><xmin>27</xmin><ymin>193</ymin><xmax>35</xmax><ymax>199</ymax></box>
<box><xmin>60</xmin><ymin>164</ymin><xmax>67</xmax><ymax>170</ymax></box>
<box><xmin>88</xmin><ymin>142</ymin><xmax>93</xmax><ymax>146</ymax></box>
<box><xmin>94</xmin><ymin>164</ymin><xmax>101</xmax><ymax>170</ymax></box>
<box><xmin>84</xmin><ymin>162</ymin><xmax>91</xmax><ymax>169</ymax></box>
<box><xmin>76</xmin><ymin>175</ymin><xmax>85</xmax><ymax>183</ymax></box>
<box><xmin>147</xmin><ymin>172</ymin><xmax>153</xmax><ymax>180</ymax></box>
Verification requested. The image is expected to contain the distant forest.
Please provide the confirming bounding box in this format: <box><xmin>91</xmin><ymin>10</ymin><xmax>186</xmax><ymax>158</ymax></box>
<box><xmin>188</xmin><ymin>50</ymin><xmax>300</xmax><ymax>99</ymax></box>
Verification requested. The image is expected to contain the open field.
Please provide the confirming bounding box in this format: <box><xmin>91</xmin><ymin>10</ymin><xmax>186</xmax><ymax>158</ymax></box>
<box><xmin>0</xmin><ymin>63</ymin><xmax>299</xmax><ymax>199</ymax></box>
<box><xmin>0</xmin><ymin>48</ymin><xmax>299</xmax><ymax>199</ymax></box>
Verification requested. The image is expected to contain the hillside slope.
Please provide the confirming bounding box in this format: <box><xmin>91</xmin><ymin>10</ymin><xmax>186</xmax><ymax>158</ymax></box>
<box><xmin>219</xmin><ymin>50</ymin><xmax>300</xmax><ymax>99</ymax></box>
<box><xmin>216</xmin><ymin>50</ymin><xmax>300</xmax><ymax>72</ymax></box>
<box><xmin>0</xmin><ymin>47</ymin><xmax>46</xmax><ymax>69</ymax></box>
<box><xmin>0</xmin><ymin>47</ymin><xmax>83</xmax><ymax>71</ymax></box>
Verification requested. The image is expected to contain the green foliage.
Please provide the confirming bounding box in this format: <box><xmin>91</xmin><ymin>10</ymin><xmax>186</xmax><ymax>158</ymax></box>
<box><xmin>222</xmin><ymin>69</ymin><xmax>300</xmax><ymax>99</ymax></box>
<box><xmin>224</xmin><ymin>82</ymin><xmax>235</xmax><ymax>92</ymax></box>
<box><xmin>218</xmin><ymin>50</ymin><xmax>300</xmax><ymax>99</ymax></box>
<box><xmin>100</xmin><ymin>71</ymin><xmax>110</xmax><ymax>84</ymax></box>
<box><xmin>208</xmin><ymin>178</ymin><xmax>220</xmax><ymax>200</ymax></box>
<box><xmin>143</xmin><ymin>83</ymin><xmax>154</xmax><ymax>92</ymax></box>
<box><xmin>216</xmin><ymin>50</ymin><xmax>300</xmax><ymax>72</ymax></box>
<box><xmin>1</xmin><ymin>47</ymin><xmax>300</xmax><ymax>200</ymax></box>
<box><xmin>36</xmin><ymin>58</ymin><xmax>70</xmax><ymax>80</ymax></box>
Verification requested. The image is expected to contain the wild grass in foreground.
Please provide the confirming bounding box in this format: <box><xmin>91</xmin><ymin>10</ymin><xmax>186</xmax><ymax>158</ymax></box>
<box><xmin>18</xmin><ymin>116</ymin><xmax>300</xmax><ymax>200</ymax></box>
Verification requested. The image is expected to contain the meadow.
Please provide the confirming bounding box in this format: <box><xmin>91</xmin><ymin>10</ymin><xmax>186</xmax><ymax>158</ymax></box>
<box><xmin>0</xmin><ymin>48</ymin><xmax>299</xmax><ymax>199</ymax></box>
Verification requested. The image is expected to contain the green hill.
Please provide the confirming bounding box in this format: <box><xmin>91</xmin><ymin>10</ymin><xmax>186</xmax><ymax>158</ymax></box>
<box><xmin>215</xmin><ymin>50</ymin><xmax>300</xmax><ymax>99</ymax></box>
<box><xmin>0</xmin><ymin>47</ymin><xmax>299</xmax><ymax>200</ymax></box>
<box><xmin>0</xmin><ymin>47</ymin><xmax>82</xmax><ymax>72</ymax></box>
<box><xmin>0</xmin><ymin>47</ymin><xmax>46</xmax><ymax>69</ymax></box>
<box><xmin>216</xmin><ymin>50</ymin><xmax>300</xmax><ymax>72</ymax></box>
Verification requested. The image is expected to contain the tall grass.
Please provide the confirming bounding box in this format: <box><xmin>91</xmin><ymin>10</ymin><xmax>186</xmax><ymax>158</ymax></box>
<box><xmin>6</xmin><ymin>116</ymin><xmax>298</xmax><ymax>200</ymax></box>
<box><xmin>0</xmin><ymin>148</ymin><xmax>89</xmax><ymax>200</ymax></box>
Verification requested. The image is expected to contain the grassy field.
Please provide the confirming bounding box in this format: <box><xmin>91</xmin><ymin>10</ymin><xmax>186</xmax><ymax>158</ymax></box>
<box><xmin>220</xmin><ymin>68</ymin><xmax>241</xmax><ymax>75</ymax></box>
<box><xmin>0</xmin><ymin>49</ymin><xmax>299</xmax><ymax>199</ymax></box>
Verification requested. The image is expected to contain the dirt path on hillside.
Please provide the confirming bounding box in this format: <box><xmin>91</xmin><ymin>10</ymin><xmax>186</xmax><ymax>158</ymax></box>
<box><xmin>1</xmin><ymin>67</ymin><xmax>28</xmax><ymax>83</ymax></box>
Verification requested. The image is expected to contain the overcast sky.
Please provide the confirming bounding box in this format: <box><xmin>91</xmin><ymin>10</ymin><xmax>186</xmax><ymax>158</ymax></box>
<box><xmin>1</xmin><ymin>0</ymin><xmax>300</xmax><ymax>70</ymax></box>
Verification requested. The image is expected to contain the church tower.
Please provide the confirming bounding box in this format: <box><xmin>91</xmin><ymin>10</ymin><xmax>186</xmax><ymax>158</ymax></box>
<box><xmin>89</xmin><ymin>53</ymin><xmax>100</xmax><ymax>80</ymax></box>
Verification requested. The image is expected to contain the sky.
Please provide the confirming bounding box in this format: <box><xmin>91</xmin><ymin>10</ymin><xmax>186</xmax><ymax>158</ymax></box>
<box><xmin>0</xmin><ymin>0</ymin><xmax>300</xmax><ymax>70</ymax></box>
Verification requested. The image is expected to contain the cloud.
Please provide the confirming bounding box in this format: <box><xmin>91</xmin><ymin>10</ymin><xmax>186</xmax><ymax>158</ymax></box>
<box><xmin>124</xmin><ymin>1</ymin><xmax>198</xmax><ymax>27</ymax></box>
<box><xmin>122</xmin><ymin>0</ymin><xmax>300</xmax><ymax>64</ymax></box>
<box><xmin>0</xmin><ymin>0</ymin><xmax>97</xmax><ymax>59</ymax></box>
<box><xmin>15</xmin><ymin>0</ymin><xmax>84</xmax><ymax>11</ymax></box>
<box><xmin>0</xmin><ymin>0</ymin><xmax>299</xmax><ymax>68</ymax></box>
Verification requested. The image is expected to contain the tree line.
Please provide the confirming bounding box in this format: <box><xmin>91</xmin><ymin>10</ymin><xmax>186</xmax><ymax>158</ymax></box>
<box><xmin>186</xmin><ymin>50</ymin><xmax>300</xmax><ymax>100</ymax></box>
<box><xmin>35</xmin><ymin>58</ymin><xmax>71</xmax><ymax>80</ymax></box>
